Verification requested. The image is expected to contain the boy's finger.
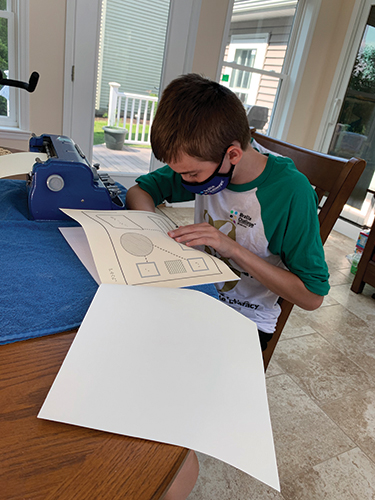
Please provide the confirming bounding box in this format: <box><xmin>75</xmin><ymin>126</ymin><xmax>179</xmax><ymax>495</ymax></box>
<box><xmin>169</xmin><ymin>222</ymin><xmax>214</xmax><ymax>237</ymax></box>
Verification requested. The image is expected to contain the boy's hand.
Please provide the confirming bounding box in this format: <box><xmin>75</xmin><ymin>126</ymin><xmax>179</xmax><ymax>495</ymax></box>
<box><xmin>168</xmin><ymin>223</ymin><xmax>238</xmax><ymax>259</ymax></box>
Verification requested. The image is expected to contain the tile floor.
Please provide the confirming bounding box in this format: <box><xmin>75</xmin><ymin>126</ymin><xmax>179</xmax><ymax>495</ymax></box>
<box><xmin>163</xmin><ymin>207</ymin><xmax>375</xmax><ymax>500</ymax></box>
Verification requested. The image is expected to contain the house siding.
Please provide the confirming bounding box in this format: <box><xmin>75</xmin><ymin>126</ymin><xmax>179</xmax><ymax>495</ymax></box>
<box><xmin>96</xmin><ymin>0</ymin><xmax>170</xmax><ymax>113</ymax></box>
<box><xmin>228</xmin><ymin>15</ymin><xmax>294</xmax><ymax>121</ymax></box>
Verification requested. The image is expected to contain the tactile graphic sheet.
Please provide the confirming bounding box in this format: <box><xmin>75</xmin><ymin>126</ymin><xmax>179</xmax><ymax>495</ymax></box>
<box><xmin>61</xmin><ymin>209</ymin><xmax>239</xmax><ymax>288</ymax></box>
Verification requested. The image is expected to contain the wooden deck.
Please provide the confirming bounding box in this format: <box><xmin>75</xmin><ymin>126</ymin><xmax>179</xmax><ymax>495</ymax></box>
<box><xmin>92</xmin><ymin>144</ymin><xmax>152</xmax><ymax>174</ymax></box>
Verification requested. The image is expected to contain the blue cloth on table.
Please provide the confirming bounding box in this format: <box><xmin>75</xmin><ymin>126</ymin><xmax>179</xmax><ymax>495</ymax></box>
<box><xmin>0</xmin><ymin>179</ymin><xmax>218</xmax><ymax>345</ymax></box>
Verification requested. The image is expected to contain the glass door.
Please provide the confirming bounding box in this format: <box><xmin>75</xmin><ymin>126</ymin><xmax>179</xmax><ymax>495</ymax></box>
<box><xmin>92</xmin><ymin>0</ymin><xmax>170</xmax><ymax>176</ymax></box>
<box><xmin>64</xmin><ymin>0</ymin><xmax>201</xmax><ymax>180</ymax></box>
<box><xmin>323</xmin><ymin>3</ymin><xmax>375</xmax><ymax>229</ymax></box>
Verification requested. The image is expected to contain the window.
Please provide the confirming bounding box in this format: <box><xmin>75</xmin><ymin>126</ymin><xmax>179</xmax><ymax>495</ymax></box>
<box><xmin>0</xmin><ymin>0</ymin><xmax>29</xmax><ymax>137</ymax></box>
<box><xmin>219</xmin><ymin>0</ymin><xmax>312</xmax><ymax>138</ymax></box>
<box><xmin>0</xmin><ymin>0</ymin><xmax>15</xmax><ymax>125</ymax></box>
<box><xmin>222</xmin><ymin>34</ymin><xmax>268</xmax><ymax>107</ymax></box>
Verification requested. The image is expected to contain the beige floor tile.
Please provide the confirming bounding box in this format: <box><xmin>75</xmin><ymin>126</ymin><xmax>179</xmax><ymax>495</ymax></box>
<box><xmin>321</xmin><ymin>387</ymin><xmax>375</xmax><ymax>463</ymax></box>
<box><xmin>292</xmin><ymin>304</ymin><xmax>375</xmax><ymax>378</ymax></box>
<box><xmin>324</xmin><ymin>231</ymin><xmax>356</xmax><ymax>254</ymax></box>
<box><xmin>328</xmin><ymin>283</ymin><xmax>375</xmax><ymax>325</ymax></box>
<box><xmin>266</xmin><ymin>359</ymin><xmax>285</xmax><ymax>377</ymax></box>
<box><xmin>280</xmin><ymin>323</ymin><xmax>316</xmax><ymax>340</ymax></box>
<box><xmin>281</xmin><ymin>448</ymin><xmax>375</xmax><ymax>500</ymax></box>
<box><xmin>343</xmin><ymin>346</ymin><xmax>375</xmax><ymax>379</ymax></box>
<box><xmin>277</xmin><ymin>308</ymin><xmax>316</xmax><ymax>335</ymax></box>
<box><xmin>291</xmin><ymin>301</ymin><xmax>368</xmax><ymax>334</ymax></box>
<box><xmin>188</xmin><ymin>453</ymin><xmax>284</xmax><ymax>500</ymax></box>
<box><xmin>324</xmin><ymin>244</ymin><xmax>353</xmax><ymax>271</ymax></box>
<box><xmin>327</xmin><ymin>267</ymin><xmax>354</xmax><ymax>286</ymax></box>
<box><xmin>273</xmin><ymin>333</ymin><xmax>375</xmax><ymax>403</ymax></box>
<box><xmin>321</xmin><ymin>293</ymin><xmax>339</xmax><ymax>307</ymax></box>
<box><xmin>266</xmin><ymin>375</ymin><xmax>354</xmax><ymax>479</ymax></box>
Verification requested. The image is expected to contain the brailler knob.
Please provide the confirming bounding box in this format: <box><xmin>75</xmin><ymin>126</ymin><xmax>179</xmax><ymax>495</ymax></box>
<box><xmin>46</xmin><ymin>174</ymin><xmax>65</xmax><ymax>192</ymax></box>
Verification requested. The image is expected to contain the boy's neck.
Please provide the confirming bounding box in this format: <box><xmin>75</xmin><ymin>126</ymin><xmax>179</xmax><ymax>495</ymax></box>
<box><xmin>231</xmin><ymin>146</ymin><xmax>268</xmax><ymax>185</ymax></box>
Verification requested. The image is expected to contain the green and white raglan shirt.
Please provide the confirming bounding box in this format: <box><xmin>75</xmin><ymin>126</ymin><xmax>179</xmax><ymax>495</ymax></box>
<box><xmin>135</xmin><ymin>154</ymin><xmax>330</xmax><ymax>333</ymax></box>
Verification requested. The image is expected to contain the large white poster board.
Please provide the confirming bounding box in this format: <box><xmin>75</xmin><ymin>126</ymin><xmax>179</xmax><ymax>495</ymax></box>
<box><xmin>38</xmin><ymin>284</ymin><xmax>279</xmax><ymax>491</ymax></box>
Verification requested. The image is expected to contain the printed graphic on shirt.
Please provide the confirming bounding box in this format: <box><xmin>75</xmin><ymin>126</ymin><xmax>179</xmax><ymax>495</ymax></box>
<box><xmin>229</xmin><ymin>210</ymin><xmax>238</xmax><ymax>224</ymax></box>
<box><xmin>219</xmin><ymin>294</ymin><xmax>260</xmax><ymax>310</ymax></box>
<box><xmin>230</xmin><ymin>209</ymin><xmax>256</xmax><ymax>228</ymax></box>
<box><xmin>202</xmin><ymin>209</ymin><xmax>247</xmax><ymax>293</ymax></box>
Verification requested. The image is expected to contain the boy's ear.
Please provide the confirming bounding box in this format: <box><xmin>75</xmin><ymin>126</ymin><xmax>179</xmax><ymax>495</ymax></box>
<box><xmin>228</xmin><ymin>142</ymin><xmax>243</xmax><ymax>164</ymax></box>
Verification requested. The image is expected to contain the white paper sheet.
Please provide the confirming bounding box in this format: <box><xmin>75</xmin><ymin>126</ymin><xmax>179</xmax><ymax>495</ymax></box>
<box><xmin>59</xmin><ymin>227</ymin><xmax>101</xmax><ymax>284</ymax></box>
<box><xmin>60</xmin><ymin>208</ymin><xmax>240</xmax><ymax>289</ymax></box>
<box><xmin>0</xmin><ymin>152</ymin><xmax>48</xmax><ymax>178</ymax></box>
<box><xmin>38</xmin><ymin>284</ymin><xmax>279</xmax><ymax>491</ymax></box>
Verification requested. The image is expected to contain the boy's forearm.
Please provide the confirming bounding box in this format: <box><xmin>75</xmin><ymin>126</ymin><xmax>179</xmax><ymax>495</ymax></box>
<box><xmin>126</xmin><ymin>185</ymin><xmax>156</xmax><ymax>212</ymax></box>
<box><xmin>223</xmin><ymin>237</ymin><xmax>324</xmax><ymax>310</ymax></box>
<box><xmin>169</xmin><ymin>222</ymin><xmax>324</xmax><ymax>311</ymax></box>
<box><xmin>231</xmin><ymin>244</ymin><xmax>324</xmax><ymax>311</ymax></box>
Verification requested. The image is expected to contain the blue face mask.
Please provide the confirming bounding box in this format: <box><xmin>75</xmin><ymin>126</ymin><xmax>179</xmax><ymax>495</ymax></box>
<box><xmin>181</xmin><ymin>147</ymin><xmax>235</xmax><ymax>195</ymax></box>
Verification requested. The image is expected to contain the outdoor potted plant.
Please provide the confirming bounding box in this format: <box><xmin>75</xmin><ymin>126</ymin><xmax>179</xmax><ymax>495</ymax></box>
<box><xmin>102</xmin><ymin>125</ymin><xmax>128</xmax><ymax>150</ymax></box>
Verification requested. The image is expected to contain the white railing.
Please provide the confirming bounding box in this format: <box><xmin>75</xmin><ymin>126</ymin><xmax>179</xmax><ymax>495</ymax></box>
<box><xmin>108</xmin><ymin>82</ymin><xmax>158</xmax><ymax>145</ymax></box>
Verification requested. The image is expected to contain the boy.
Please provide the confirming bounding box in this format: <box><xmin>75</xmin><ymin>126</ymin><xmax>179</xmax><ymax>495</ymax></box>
<box><xmin>126</xmin><ymin>73</ymin><xmax>330</xmax><ymax>351</ymax></box>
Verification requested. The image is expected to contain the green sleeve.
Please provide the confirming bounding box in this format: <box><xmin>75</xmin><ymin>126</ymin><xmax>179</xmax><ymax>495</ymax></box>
<box><xmin>136</xmin><ymin>165</ymin><xmax>195</xmax><ymax>206</ymax></box>
<box><xmin>281</xmin><ymin>186</ymin><xmax>330</xmax><ymax>296</ymax></box>
<box><xmin>273</xmin><ymin>180</ymin><xmax>329</xmax><ymax>296</ymax></box>
<box><xmin>260</xmin><ymin>157</ymin><xmax>330</xmax><ymax>296</ymax></box>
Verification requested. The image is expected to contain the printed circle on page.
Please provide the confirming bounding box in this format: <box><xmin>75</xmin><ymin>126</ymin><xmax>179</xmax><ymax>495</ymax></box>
<box><xmin>120</xmin><ymin>233</ymin><xmax>154</xmax><ymax>256</ymax></box>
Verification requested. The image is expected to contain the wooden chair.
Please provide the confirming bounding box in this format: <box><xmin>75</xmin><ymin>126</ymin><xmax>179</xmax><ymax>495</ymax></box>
<box><xmin>250</xmin><ymin>129</ymin><xmax>366</xmax><ymax>371</ymax></box>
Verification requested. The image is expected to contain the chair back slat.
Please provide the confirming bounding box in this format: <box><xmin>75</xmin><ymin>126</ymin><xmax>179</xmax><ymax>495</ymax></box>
<box><xmin>314</xmin><ymin>187</ymin><xmax>325</xmax><ymax>204</ymax></box>
<box><xmin>252</xmin><ymin>132</ymin><xmax>351</xmax><ymax>192</ymax></box>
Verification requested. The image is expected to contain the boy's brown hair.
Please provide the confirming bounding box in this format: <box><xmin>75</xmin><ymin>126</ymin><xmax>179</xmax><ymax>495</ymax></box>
<box><xmin>151</xmin><ymin>73</ymin><xmax>251</xmax><ymax>164</ymax></box>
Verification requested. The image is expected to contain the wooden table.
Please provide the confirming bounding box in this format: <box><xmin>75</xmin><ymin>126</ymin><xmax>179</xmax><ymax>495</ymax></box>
<box><xmin>0</xmin><ymin>159</ymin><xmax>188</xmax><ymax>499</ymax></box>
<box><xmin>0</xmin><ymin>330</ymin><xmax>188</xmax><ymax>500</ymax></box>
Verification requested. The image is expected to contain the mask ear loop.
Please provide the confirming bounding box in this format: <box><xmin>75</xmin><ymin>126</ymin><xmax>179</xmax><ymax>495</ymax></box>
<box><xmin>220</xmin><ymin>144</ymin><xmax>235</xmax><ymax>173</ymax></box>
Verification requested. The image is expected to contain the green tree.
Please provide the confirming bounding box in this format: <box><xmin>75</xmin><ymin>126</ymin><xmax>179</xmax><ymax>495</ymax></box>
<box><xmin>349</xmin><ymin>44</ymin><xmax>375</xmax><ymax>94</ymax></box>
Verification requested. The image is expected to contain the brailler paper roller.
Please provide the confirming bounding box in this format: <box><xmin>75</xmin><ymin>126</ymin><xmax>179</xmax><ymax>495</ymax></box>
<box><xmin>27</xmin><ymin>134</ymin><xmax>125</xmax><ymax>220</ymax></box>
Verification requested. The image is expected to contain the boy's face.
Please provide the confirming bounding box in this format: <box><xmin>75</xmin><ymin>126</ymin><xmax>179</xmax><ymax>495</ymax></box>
<box><xmin>168</xmin><ymin>152</ymin><xmax>231</xmax><ymax>184</ymax></box>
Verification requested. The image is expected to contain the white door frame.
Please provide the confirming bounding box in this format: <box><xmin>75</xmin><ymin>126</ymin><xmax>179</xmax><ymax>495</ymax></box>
<box><xmin>63</xmin><ymin>0</ymin><xmax>202</xmax><ymax>174</ymax></box>
<box><xmin>63</xmin><ymin>0</ymin><xmax>102</xmax><ymax>163</ymax></box>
